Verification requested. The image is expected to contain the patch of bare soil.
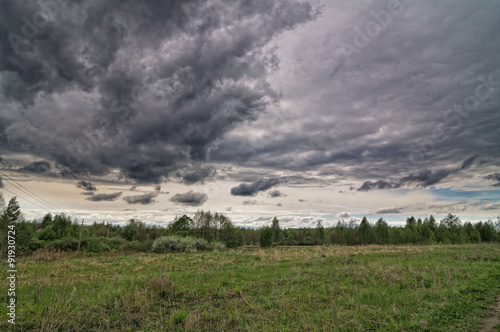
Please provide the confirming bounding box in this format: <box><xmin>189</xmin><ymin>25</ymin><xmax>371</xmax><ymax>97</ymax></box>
<box><xmin>479</xmin><ymin>296</ymin><xmax>500</xmax><ymax>332</ymax></box>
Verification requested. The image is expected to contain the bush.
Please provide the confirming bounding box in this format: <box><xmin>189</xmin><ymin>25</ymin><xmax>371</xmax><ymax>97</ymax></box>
<box><xmin>152</xmin><ymin>236</ymin><xmax>225</xmax><ymax>253</ymax></box>
<box><xmin>28</xmin><ymin>236</ymin><xmax>43</xmax><ymax>252</ymax></box>
<box><xmin>118</xmin><ymin>240</ymin><xmax>153</xmax><ymax>252</ymax></box>
<box><xmin>212</xmin><ymin>241</ymin><xmax>226</xmax><ymax>251</ymax></box>
<box><xmin>86</xmin><ymin>237</ymin><xmax>111</xmax><ymax>253</ymax></box>
<box><xmin>49</xmin><ymin>236</ymin><xmax>79</xmax><ymax>252</ymax></box>
<box><xmin>108</xmin><ymin>236</ymin><xmax>127</xmax><ymax>250</ymax></box>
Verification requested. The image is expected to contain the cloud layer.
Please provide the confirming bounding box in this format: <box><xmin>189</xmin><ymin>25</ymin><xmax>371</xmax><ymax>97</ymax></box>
<box><xmin>0</xmin><ymin>0</ymin><xmax>320</xmax><ymax>183</ymax></box>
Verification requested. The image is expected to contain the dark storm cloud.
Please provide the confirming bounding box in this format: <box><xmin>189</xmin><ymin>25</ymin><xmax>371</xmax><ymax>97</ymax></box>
<box><xmin>458</xmin><ymin>154</ymin><xmax>480</xmax><ymax>170</ymax></box>
<box><xmin>0</xmin><ymin>0</ymin><xmax>320</xmax><ymax>183</ymax></box>
<box><xmin>76</xmin><ymin>180</ymin><xmax>97</xmax><ymax>191</ymax></box>
<box><xmin>357</xmin><ymin>180</ymin><xmax>396</xmax><ymax>192</ymax></box>
<box><xmin>210</xmin><ymin>1</ymin><xmax>500</xmax><ymax>183</ymax></box>
<box><xmin>230</xmin><ymin>178</ymin><xmax>281</xmax><ymax>196</ymax></box>
<box><xmin>357</xmin><ymin>156</ymin><xmax>479</xmax><ymax>191</ymax></box>
<box><xmin>484</xmin><ymin>173</ymin><xmax>500</xmax><ymax>187</ymax></box>
<box><xmin>21</xmin><ymin>161</ymin><xmax>51</xmax><ymax>173</ymax></box>
<box><xmin>170</xmin><ymin>190</ymin><xmax>207</xmax><ymax>206</ymax></box>
<box><xmin>176</xmin><ymin>166</ymin><xmax>216</xmax><ymax>184</ymax></box>
<box><xmin>86</xmin><ymin>191</ymin><xmax>122</xmax><ymax>202</ymax></box>
<box><xmin>123</xmin><ymin>192</ymin><xmax>157</xmax><ymax>205</ymax></box>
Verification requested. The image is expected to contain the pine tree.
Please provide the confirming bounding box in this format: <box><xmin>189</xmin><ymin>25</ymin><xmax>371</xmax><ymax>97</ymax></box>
<box><xmin>271</xmin><ymin>217</ymin><xmax>283</xmax><ymax>245</ymax></box>
<box><xmin>358</xmin><ymin>217</ymin><xmax>373</xmax><ymax>244</ymax></box>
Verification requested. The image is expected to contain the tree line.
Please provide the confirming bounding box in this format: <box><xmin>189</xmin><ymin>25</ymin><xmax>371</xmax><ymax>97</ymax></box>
<box><xmin>0</xmin><ymin>193</ymin><xmax>499</xmax><ymax>256</ymax></box>
<box><xmin>257</xmin><ymin>215</ymin><xmax>500</xmax><ymax>247</ymax></box>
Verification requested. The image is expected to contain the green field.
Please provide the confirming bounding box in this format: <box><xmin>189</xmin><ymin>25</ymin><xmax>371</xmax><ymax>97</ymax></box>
<box><xmin>1</xmin><ymin>244</ymin><xmax>500</xmax><ymax>331</ymax></box>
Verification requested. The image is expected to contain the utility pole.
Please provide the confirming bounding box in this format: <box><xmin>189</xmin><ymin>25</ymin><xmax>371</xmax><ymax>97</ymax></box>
<box><xmin>77</xmin><ymin>219</ymin><xmax>84</xmax><ymax>251</ymax></box>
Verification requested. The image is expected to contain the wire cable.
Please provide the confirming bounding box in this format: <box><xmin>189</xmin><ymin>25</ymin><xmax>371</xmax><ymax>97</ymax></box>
<box><xmin>0</xmin><ymin>170</ymin><xmax>62</xmax><ymax>211</ymax></box>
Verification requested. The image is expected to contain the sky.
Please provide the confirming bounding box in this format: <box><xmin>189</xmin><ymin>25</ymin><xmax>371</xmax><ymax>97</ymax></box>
<box><xmin>0</xmin><ymin>0</ymin><xmax>499</xmax><ymax>228</ymax></box>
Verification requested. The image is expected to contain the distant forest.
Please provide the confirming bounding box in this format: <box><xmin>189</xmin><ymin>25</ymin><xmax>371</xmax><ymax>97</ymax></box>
<box><xmin>1</xmin><ymin>195</ymin><xmax>499</xmax><ymax>257</ymax></box>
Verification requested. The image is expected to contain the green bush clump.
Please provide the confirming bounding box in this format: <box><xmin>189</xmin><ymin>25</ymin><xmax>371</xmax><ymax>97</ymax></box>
<box><xmin>108</xmin><ymin>236</ymin><xmax>127</xmax><ymax>250</ymax></box>
<box><xmin>28</xmin><ymin>236</ymin><xmax>44</xmax><ymax>252</ymax></box>
<box><xmin>49</xmin><ymin>236</ymin><xmax>79</xmax><ymax>252</ymax></box>
<box><xmin>152</xmin><ymin>236</ymin><xmax>225</xmax><ymax>253</ymax></box>
<box><xmin>86</xmin><ymin>237</ymin><xmax>111</xmax><ymax>253</ymax></box>
<box><xmin>118</xmin><ymin>240</ymin><xmax>154</xmax><ymax>252</ymax></box>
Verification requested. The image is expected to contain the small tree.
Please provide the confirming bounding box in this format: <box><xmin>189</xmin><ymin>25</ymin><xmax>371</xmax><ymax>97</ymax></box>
<box><xmin>358</xmin><ymin>217</ymin><xmax>373</xmax><ymax>244</ymax></box>
<box><xmin>0</xmin><ymin>197</ymin><xmax>21</xmax><ymax>258</ymax></box>
<box><xmin>4</xmin><ymin>197</ymin><xmax>21</xmax><ymax>223</ymax></box>
<box><xmin>271</xmin><ymin>217</ymin><xmax>283</xmax><ymax>245</ymax></box>
<box><xmin>168</xmin><ymin>215</ymin><xmax>192</xmax><ymax>236</ymax></box>
<box><xmin>259</xmin><ymin>226</ymin><xmax>274</xmax><ymax>248</ymax></box>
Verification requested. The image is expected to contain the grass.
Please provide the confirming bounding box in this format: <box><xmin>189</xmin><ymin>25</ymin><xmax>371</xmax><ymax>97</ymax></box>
<box><xmin>1</xmin><ymin>244</ymin><xmax>499</xmax><ymax>331</ymax></box>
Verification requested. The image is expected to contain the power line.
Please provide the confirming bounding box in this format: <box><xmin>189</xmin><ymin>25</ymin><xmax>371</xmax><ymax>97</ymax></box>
<box><xmin>1</xmin><ymin>186</ymin><xmax>50</xmax><ymax>211</ymax></box>
<box><xmin>0</xmin><ymin>170</ymin><xmax>63</xmax><ymax>212</ymax></box>
<box><xmin>0</xmin><ymin>171</ymin><xmax>59</xmax><ymax>211</ymax></box>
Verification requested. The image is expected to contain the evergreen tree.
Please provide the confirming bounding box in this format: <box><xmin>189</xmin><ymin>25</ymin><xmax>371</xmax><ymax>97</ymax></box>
<box><xmin>3</xmin><ymin>197</ymin><xmax>21</xmax><ymax>223</ymax></box>
<box><xmin>374</xmin><ymin>218</ymin><xmax>390</xmax><ymax>244</ymax></box>
<box><xmin>358</xmin><ymin>217</ymin><xmax>373</xmax><ymax>244</ymax></box>
<box><xmin>271</xmin><ymin>216</ymin><xmax>283</xmax><ymax>245</ymax></box>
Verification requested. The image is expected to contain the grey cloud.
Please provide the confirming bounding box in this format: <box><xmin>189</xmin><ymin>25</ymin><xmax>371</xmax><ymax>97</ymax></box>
<box><xmin>459</xmin><ymin>154</ymin><xmax>479</xmax><ymax>170</ymax></box>
<box><xmin>230</xmin><ymin>178</ymin><xmax>281</xmax><ymax>196</ymax></box>
<box><xmin>76</xmin><ymin>181</ymin><xmax>97</xmax><ymax>191</ymax></box>
<box><xmin>176</xmin><ymin>166</ymin><xmax>216</xmax><ymax>184</ymax></box>
<box><xmin>375</xmin><ymin>207</ymin><xmax>404</xmax><ymax>214</ymax></box>
<box><xmin>358</xmin><ymin>156</ymin><xmax>480</xmax><ymax>191</ymax></box>
<box><xmin>479</xmin><ymin>202</ymin><xmax>500</xmax><ymax>211</ymax></box>
<box><xmin>428</xmin><ymin>202</ymin><xmax>468</xmax><ymax>214</ymax></box>
<box><xmin>335</xmin><ymin>212</ymin><xmax>351</xmax><ymax>218</ymax></box>
<box><xmin>0</xmin><ymin>176</ymin><xmax>3</xmax><ymax>188</ymax></box>
<box><xmin>21</xmin><ymin>161</ymin><xmax>51</xmax><ymax>173</ymax></box>
<box><xmin>80</xmin><ymin>191</ymin><xmax>95</xmax><ymax>196</ymax></box>
<box><xmin>484</xmin><ymin>173</ymin><xmax>500</xmax><ymax>187</ymax></box>
<box><xmin>357</xmin><ymin>180</ymin><xmax>396</xmax><ymax>192</ymax></box>
<box><xmin>123</xmin><ymin>192</ymin><xmax>158</xmax><ymax>205</ymax></box>
<box><xmin>243</xmin><ymin>200</ymin><xmax>259</xmax><ymax>206</ymax></box>
<box><xmin>170</xmin><ymin>190</ymin><xmax>207</xmax><ymax>206</ymax></box>
<box><xmin>86</xmin><ymin>192</ymin><xmax>122</xmax><ymax>202</ymax></box>
<box><xmin>268</xmin><ymin>190</ymin><xmax>284</xmax><ymax>197</ymax></box>
<box><xmin>210</xmin><ymin>1</ymin><xmax>500</xmax><ymax>183</ymax></box>
<box><xmin>0</xmin><ymin>0</ymin><xmax>320</xmax><ymax>183</ymax></box>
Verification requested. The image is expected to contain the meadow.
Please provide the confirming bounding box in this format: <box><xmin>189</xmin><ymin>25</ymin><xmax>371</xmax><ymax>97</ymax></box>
<box><xmin>1</xmin><ymin>244</ymin><xmax>499</xmax><ymax>331</ymax></box>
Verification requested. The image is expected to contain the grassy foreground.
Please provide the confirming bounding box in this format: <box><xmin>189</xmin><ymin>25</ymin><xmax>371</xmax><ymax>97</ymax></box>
<box><xmin>1</xmin><ymin>244</ymin><xmax>499</xmax><ymax>331</ymax></box>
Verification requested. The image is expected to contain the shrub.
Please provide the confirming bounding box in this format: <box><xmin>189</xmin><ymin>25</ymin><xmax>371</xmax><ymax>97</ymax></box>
<box><xmin>108</xmin><ymin>236</ymin><xmax>127</xmax><ymax>250</ymax></box>
<box><xmin>118</xmin><ymin>240</ymin><xmax>153</xmax><ymax>252</ymax></box>
<box><xmin>152</xmin><ymin>236</ymin><xmax>225</xmax><ymax>253</ymax></box>
<box><xmin>212</xmin><ymin>241</ymin><xmax>226</xmax><ymax>251</ymax></box>
<box><xmin>86</xmin><ymin>237</ymin><xmax>111</xmax><ymax>253</ymax></box>
<box><xmin>49</xmin><ymin>236</ymin><xmax>79</xmax><ymax>252</ymax></box>
<box><xmin>28</xmin><ymin>236</ymin><xmax>43</xmax><ymax>252</ymax></box>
